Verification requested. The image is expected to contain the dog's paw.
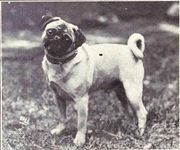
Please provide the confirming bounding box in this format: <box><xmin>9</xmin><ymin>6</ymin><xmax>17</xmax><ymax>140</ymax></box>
<box><xmin>73</xmin><ymin>131</ymin><xmax>86</xmax><ymax>147</ymax></box>
<box><xmin>137</xmin><ymin>128</ymin><xmax>145</xmax><ymax>136</ymax></box>
<box><xmin>50</xmin><ymin>123</ymin><xmax>65</xmax><ymax>135</ymax></box>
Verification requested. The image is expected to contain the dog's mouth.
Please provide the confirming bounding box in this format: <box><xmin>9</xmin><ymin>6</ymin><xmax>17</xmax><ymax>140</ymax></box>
<box><xmin>43</xmin><ymin>27</ymin><xmax>73</xmax><ymax>57</ymax></box>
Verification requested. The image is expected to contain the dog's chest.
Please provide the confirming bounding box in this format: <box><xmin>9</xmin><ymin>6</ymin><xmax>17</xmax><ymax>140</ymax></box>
<box><xmin>47</xmin><ymin>67</ymin><xmax>63</xmax><ymax>83</ymax></box>
<box><xmin>42</xmin><ymin>57</ymin><xmax>68</xmax><ymax>83</ymax></box>
<box><xmin>42</xmin><ymin>55</ymin><xmax>92</xmax><ymax>98</ymax></box>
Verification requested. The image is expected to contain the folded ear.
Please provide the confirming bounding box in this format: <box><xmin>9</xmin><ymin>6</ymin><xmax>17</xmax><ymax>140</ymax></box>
<box><xmin>73</xmin><ymin>28</ymin><xmax>86</xmax><ymax>49</ymax></box>
<box><xmin>40</xmin><ymin>15</ymin><xmax>61</xmax><ymax>30</ymax></box>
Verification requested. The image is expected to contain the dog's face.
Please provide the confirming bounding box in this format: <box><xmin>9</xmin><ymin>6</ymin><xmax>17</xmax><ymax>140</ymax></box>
<box><xmin>41</xmin><ymin>17</ymin><xmax>86</xmax><ymax>58</ymax></box>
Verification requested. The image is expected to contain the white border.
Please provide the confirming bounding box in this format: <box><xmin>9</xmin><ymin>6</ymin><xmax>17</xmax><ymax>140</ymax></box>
<box><xmin>0</xmin><ymin>1</ymin><xmax>179</xmax><ymax>150</ymax></box>
<box><xmin>1</xmin><ymin>0</ymin><xmax>179</xmax><ymax>2</ymax></box>
<box><xmin>0</xmin><ymin>2</ymin><xmax>2</xmax><ymax>150</ymax></box>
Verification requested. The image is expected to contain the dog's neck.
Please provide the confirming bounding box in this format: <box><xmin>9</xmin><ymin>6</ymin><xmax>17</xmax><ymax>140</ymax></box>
<box><xmin>45</xmin><ymin>47</ymin><xmax>78</xmax><ymax>65</ymax></box>
<box><xmin>44</xmin><ymin>37</ymin><xmax>84</xmax><ymax>64</ymax></box>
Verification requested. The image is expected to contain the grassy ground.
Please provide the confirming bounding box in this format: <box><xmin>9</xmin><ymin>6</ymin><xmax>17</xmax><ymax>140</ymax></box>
<box><xmin>2</xmin><ymin>18</ymin><xmax>179</xmax><ymax>149</ymax></box>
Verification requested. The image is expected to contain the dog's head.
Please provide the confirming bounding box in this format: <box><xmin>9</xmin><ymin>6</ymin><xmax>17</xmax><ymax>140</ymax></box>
<box><xmin>40</xmin><ymin>15</ymin><xmax>86</xmax><ymax>58</ymax></box>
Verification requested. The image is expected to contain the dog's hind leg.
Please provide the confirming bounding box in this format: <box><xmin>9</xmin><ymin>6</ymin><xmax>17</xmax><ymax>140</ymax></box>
<box><xmin>50</xmin><ymin>81</ymin><xmax>66</xmax><ymax>135</ymax></box>
<box><xmin>122</xmin><ymin>78</ymin><xmax>147</xmax><ymax>136</ymax></box>
<box><xmin>114</xmin><ymin>82</ymin><xmax>132</xmax><ymax>116</ymax></box>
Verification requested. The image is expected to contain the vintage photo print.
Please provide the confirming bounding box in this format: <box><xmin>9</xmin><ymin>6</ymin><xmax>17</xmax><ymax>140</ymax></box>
<box><xmin>1</xmin><ymin>1</ymin><xmax>179</xmax><ymax>149</ymax></box>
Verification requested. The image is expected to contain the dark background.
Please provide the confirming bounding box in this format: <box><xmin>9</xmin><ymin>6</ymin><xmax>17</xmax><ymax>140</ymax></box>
<box><xmin>2</xmin><ymin>2</ymin><xmax>179</xmax><ymax>150</ymax></box>
<box><xmin>2</xmin><ymin>2</ymin><xmax>174</xmax><ymax>31</ymax></box>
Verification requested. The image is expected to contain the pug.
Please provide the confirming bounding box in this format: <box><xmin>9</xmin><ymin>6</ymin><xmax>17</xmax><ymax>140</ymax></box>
<box><xmin>40</xmin><ymin>15</ymin><xmax>147</xmax><ymax>146</ymax></box>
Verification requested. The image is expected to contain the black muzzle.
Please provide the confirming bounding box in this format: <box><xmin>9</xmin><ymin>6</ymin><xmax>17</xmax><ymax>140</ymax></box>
<box><xmin>43</xmin><ymin>28</ymin><xmax>73</xmax><ymax>57</ymax></box>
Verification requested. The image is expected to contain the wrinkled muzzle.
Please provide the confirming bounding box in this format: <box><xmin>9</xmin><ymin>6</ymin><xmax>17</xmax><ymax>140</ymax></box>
<box><xmin>43</xmin><ymin>27</ymin><xmax>73</xmax><ymax>57</ymax></box>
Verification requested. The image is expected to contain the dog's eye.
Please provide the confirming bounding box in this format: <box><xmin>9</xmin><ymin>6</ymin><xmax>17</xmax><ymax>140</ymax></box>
<box><xmin>46</xmin><ymin>28</ymin><xmax>57</xmax><ymax>36</ymax></box>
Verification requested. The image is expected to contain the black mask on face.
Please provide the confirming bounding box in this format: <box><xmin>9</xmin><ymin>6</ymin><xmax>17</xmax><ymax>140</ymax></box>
<box><xmin>43</xmin><ymin>25</ymin><xmax>73</xmax><ymax>57</ymax></box>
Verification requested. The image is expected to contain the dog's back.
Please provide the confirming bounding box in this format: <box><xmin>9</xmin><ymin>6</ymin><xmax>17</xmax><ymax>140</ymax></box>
<box><xmin>86</xmin><ymin>43</ymin><xmax>143</xmax><ymax>91</ymax></box>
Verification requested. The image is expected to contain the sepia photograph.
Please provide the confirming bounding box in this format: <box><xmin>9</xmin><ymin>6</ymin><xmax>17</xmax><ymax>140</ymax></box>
<box><xmin>1</xmin><ymin>1</ymin><xmax>179</xmax><ymax>149</ymax></box>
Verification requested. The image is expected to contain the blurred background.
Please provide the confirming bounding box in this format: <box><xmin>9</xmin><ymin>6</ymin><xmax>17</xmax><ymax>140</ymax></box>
<box><xmin>2</xmin><ymin>2</ymin><xmax>179</xmax><ymax>150</ymax></box>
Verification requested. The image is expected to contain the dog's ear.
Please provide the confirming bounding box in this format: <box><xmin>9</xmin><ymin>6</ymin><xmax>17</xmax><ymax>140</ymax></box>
<box><xmin>40</xmin><ymin>15</ymin><xmax>60</xmax><ymax>30</ymax></box>
<box><xmin>73</xmin><ymin>28</ymin><xmax>86</xmax><ymax>49</ymax></box>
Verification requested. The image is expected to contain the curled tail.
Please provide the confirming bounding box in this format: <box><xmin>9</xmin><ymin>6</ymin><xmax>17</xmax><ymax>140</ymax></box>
<box><xmin>127</xmin><ymin>33</ymin><xmax>145</xmax><ymax>59</ymax></box>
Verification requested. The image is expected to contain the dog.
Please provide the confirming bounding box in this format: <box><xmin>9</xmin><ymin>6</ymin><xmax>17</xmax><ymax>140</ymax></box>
<box><xmin>40</xmin><ymin>15</ymin><xmax>147</xmax><ymax>146</ymax></box>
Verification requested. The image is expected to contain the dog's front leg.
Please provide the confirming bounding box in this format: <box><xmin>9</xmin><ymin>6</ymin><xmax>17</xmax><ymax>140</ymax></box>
<box><xmin>73</xmin><ymin>94</ymin><xmax>89</xmax><ymax>146</ymax></box>
<box><xmin>50</xmin><ymin>82</ymin><xmax>66</xmax><ymax>135</ymax></box>
<box><xmin>50</xmin><ymin>95</ymin><xmax>66</xmax><ymax>135</ymax></box>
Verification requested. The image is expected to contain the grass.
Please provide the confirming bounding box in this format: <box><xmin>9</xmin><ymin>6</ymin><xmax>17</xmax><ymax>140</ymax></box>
<box><xmin>2</xmin><ymin>18</ymin><xmax>179</xmax><ymax>149</ymax></box>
